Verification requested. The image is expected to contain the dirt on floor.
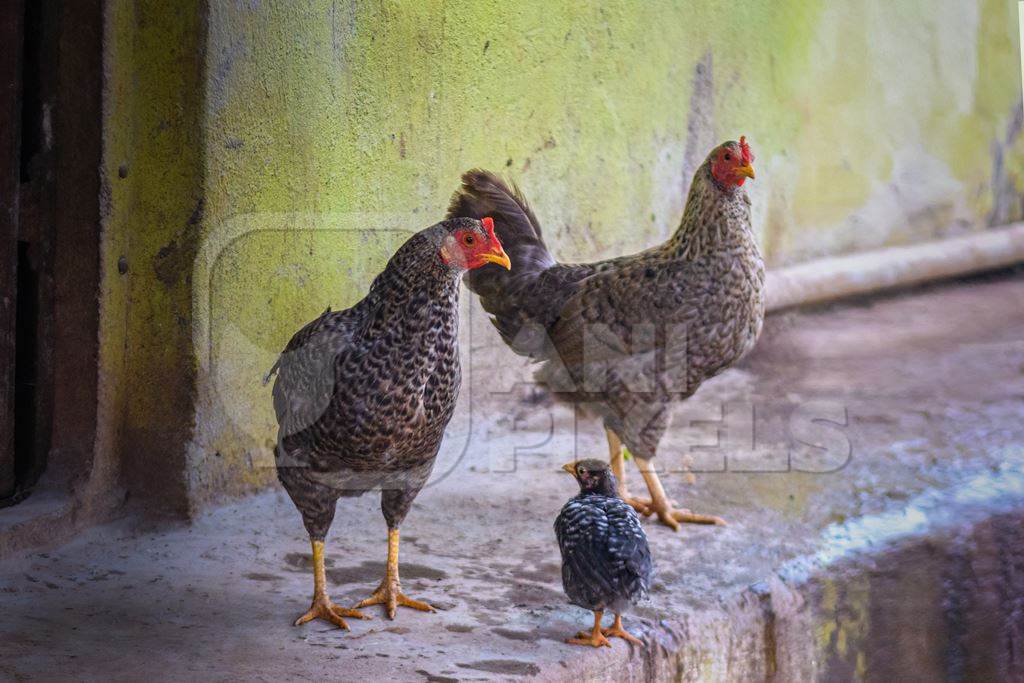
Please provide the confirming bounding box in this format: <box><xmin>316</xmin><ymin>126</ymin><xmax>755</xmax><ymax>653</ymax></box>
<box><xmin>2</xmin><ymin>272</ymin><xmax>1024</xmax><ymax>682</ymax></box>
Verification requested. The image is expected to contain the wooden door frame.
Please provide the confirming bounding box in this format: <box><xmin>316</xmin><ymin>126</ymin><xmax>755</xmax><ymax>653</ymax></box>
<box><xmin>0</xmin><ymin>0</ymin><xmax>24</xmax><ymax>501</ymax></box>
<box><xmin>0</xmin><ymin>1</ymin><xmax>102</xmax><ymax>507</ymax></box>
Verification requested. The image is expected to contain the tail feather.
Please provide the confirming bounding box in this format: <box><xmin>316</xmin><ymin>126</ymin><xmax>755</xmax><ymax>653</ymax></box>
<box><xmin>446</xmin><ymin>169</ymin><xmax>555</xmax><ymax>284</ymax></box>
<box><xmin>447</xmin><ymin>170</ymin><xmax>561</xmax><ymax>357</ymax></box>
<box><xmin>446</xmin><ymin>169</ymin><xmax>546</xmax><ymax>239</ymax></box>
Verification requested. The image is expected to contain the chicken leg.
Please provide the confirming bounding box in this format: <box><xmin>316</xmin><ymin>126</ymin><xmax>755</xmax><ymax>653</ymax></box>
<box><xmin>607</xmin><ymin>428</ymin><xmax>652</xmax><ymax>516</ymax></box>
<box><xmin>294</xmin><ymin>539</ymin><xmax>372</xmax><ymax>629</ymax></box>
<box><xmin>353</xmin><ymin>528</ymin><xmax>435</xmax><ymax>620</ymax></box>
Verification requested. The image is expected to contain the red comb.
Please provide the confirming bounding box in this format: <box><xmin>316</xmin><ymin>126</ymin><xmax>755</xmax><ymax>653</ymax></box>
<box><xmin>739</xmin><ymin>136</ymin><xmax>754</xmax><ymax>164</ymax></box>
<box><xmin>481</xmin><ymin>216</ymin><xmax>496</xmax><ymax>237</ymax></box>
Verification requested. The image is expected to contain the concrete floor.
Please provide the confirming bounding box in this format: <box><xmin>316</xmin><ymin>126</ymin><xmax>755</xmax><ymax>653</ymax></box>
<box><xmin>3</xmin><ymin>272</ymin><xmax>1024</xmax><ymax>681</ymax></box>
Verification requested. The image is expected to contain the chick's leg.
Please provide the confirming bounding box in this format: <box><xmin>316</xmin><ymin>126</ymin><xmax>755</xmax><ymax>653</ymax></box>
<box><xmin>634</xmin><ymin>456</ymin><xmax>727</xmax><ymax>531</ymax></box>
<box><xmin>294</xmin><ymin>538</ymin><xmax>371</xmax><ymax>629</ymax></box>
<box><xmin>567</xmin><ymin>610</ymin><xmax>611</xmax><ymax>648</ymax></box>
<box><xmin>353</xmin><ymin>528</ymin><xmax>435</xmax><ymax>620</ymax></box>
<box><xmin>602</xmin><ymin>614</ymin><xmax>643</xmax><ymax>645</ymax></box>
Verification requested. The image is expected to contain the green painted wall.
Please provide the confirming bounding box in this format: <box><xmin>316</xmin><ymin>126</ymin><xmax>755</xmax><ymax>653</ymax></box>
<box><xmin>100</xmin><ymin>1</ymin><xmax>1024</xmax><ymax>509</ymax></box>
<box><xmin>99</xmin><ymin>0</ymin><xmax>207</xmax><ymax>514</ymax></box>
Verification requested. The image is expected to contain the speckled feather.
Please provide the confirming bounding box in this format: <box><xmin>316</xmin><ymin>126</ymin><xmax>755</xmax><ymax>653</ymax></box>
<box><xmin>269</xmin><ymin>219</ymin><xmax>484</xmax><ymax>540</ymax></box>
<box><xmin>555</xmin><ymin>492</ymin><xmax>652</xmax><ymax>612</ymax></box>
<box><xmin>448</xmin><ymin>145</ymin><xmax>765</xmax><ymax>460</ymax></box>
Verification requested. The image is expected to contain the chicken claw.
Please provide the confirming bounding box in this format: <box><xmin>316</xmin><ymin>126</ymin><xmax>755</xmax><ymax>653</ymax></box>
<box><xmin>293</xmin><ymin>539</ymin><xmax>373</xmax><ymax>630</ymax></box>
<box><xmin>354</xmin><ymin>577</ymin><xmax>435</xmax><ymax>620</ymax></box>
<box><xmin>567</xmin><ymin>611</ymin><xmax>644</xmax><ymax>648</ymax></box>
<box><xmin>567</xmin><ymin>611</ymin><xmax>612</xmax><ymax>648</ymax></box>
<box><xmin>352</xmin><ymin>528</ymin><xmax>436</xmax><ymax>620</ymax></box>
<box><xmin>568</xmin><ymin>631</ymin><xmax>612</xmax><ymax>648</ymax></box>
<box><xmin>600</xmin><ymin>614</ymin><xmax>644</xmax><ymax>645</ymax></box>
<box><xmin>634</xmin><ymin>456</ymin><xmax>726</xmax><ymax>531</ymax></box>
<box><xmin>647</xmin><ymin>498</ymin><xmax>727</xmax><ymax>531</ymax></box>
<box><xmin>294</xmin><ymin>596</ymin><xmax>371</xmax><ymax>630</ymax></box>
<box><xmin>622</xmin><ymin>495</ymin><xmax>684</xmax><ymax>517</ymax></box>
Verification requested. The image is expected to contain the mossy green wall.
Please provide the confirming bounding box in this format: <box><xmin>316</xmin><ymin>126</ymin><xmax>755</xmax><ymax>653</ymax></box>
<box><xmin>99</xmin><ymin>0</ymin><xmax>207</xmax><ymax>514</ymax></box>
<box><xmin>100</xmin><ymin>1</ymin><xmax>1024</xmax><ymax>508</ymax></box>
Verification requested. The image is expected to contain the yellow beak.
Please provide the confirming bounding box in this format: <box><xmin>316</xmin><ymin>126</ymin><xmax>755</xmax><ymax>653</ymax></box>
<box><xmin>561</xmin><ymin>461</ymin><xmax>576</xmax><ymax>474</ymax></box>
<box><xmin>481</xmin><ymin>248</ymin><xmax>512</xmax><ymax>270</ymax></box>
<box><xmin>735</xmin><ymin>163</ymin><xmax>755</xmax><ymax>180</ymax></box>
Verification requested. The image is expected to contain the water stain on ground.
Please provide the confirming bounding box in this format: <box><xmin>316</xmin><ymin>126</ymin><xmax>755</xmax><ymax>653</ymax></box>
<box><xmin>503</xmin><ymin>582</ymin><xmax>564</xmax><ymax>606</ymax></box>
<box><xmin>283</xmin><ymin>554</ymin><xmax>446</xmax><ymax>582</ymax></box>
<box><xmin>515</xmin><ymin>562</ymin><xmax>561</xmax><ymax>583</ymax></box>
<box><xmin>416</xmin><ymin>670</ymin><xmax>459</xmax><ymax>683</ymax></box>
<box><xmin>244</xmin><ymin>572</ymin><xmax>284</xmax><ymax>582</ymax></box>
<box><xmin>467</xmin><ymin>597</ymin><xmax>506</xmax><ymax>611</ymax></box>
<box><xmin>456</xmin><ymin>660</ymin><xmax>541</xmax><ymax>677</ymax></box>
<box><xmin>444</xmin><ymin>623</ymin><xmax>475</xmax><ymax>633</ymax></box>
<box><xmin>283</xmin><ymin>553</ymin><xmax>336</xmax><ymax>570</ymax></box>
<box><xmin>338</xmin><ymin>588</ymin><xmax>370</xmax><ymax>604</ymax></box>
<box><xmin>491</xmin><ymin>627</ymin><xmax>537</xmax><ymax>642</ymax></box>
<box><xmin>326</xmin><ymin>561</ymin><xmax>446</xmax><ymax>584</ymax></box>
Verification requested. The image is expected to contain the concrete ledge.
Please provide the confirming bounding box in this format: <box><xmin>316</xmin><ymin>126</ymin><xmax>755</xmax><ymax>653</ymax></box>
<box><xmin>2</xmin><ymin>273</ymin><xmax>1023</xmax><ymax>681</ymax></box>
<box><xmin>766</xmin><ymin>223</ymin><xmax>1024</xmax><ymax>311</ymax></box>
<box><xmin>554</xmin><ymin>458</ymin><xmax>1024</xmax><ymax>682</ymax></box>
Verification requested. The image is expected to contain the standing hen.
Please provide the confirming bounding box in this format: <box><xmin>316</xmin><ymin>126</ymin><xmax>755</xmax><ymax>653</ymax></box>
<box><xmin>268</xmin><ymin>217</ymin><xmax>510</xmax><ymax>628</ymax></box>
<box><xmin>448</xmin><ymin>138</ymin><xmax>763</xmax><ymax>530</ymax></box>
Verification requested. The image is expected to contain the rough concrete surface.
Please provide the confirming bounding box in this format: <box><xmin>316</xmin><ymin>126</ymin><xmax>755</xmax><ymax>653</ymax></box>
<box><xmin>3</xmin><ymin>272</ymin><xmax>1024</xmax><ymax>681</ymax></box>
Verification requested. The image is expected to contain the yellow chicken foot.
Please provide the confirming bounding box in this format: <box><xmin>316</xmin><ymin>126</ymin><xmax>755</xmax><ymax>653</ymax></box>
<box><xmin>634</xmin><ymin>456</ymin><xmax>727</xmax><ymax>531</ymax></box>
<box><xmin>353</xmin><ymin>528</ymin><xmax>435</xmax><ymax>620</ymax></box>
<box><xmin>567</xmin><ymin>610</ymin><xmax>611</xmax><ymax>648</ymax></box>
<box><xmin>294</xmin><ymin>539</ymin><xmax>371</xmax><ymax>629</ymax></box>
<box><xmin>601</xmin><ymin>613</ymin><xmax>644</xmax><ymax>645</ymax></box>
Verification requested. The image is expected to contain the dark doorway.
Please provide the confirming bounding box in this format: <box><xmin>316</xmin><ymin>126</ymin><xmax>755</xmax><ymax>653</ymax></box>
<box><xmin>0</xmin><ymin>1</ymin><xmax>102</xmax><ymax>508</ymax></box>
<box><xmin>0</xmin><ymin>0</ymin><xmax>27</xmax><ymax>504</ymax></box>
<box><xmin>13</xmin><ymin>239</ymin><xmax>46</xmax><ymax>498</ymax></box>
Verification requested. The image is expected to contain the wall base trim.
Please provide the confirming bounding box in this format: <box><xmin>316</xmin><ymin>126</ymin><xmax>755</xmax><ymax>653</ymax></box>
<box><xmin>766</xmin><ymin>223</ymin><xmax>1024</xmax><ymax>312</ymax></box>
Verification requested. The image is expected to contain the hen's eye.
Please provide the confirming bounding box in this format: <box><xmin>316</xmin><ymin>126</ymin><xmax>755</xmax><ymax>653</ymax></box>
<box><xmin>724</xmin><ymin>153</ymin><xmax>731</xmax><ymax>161</ymax></box>
<box><xmin>463</xmin><ymin>234</ymin><xmax>475</xmax><ymax>246</ymax></box>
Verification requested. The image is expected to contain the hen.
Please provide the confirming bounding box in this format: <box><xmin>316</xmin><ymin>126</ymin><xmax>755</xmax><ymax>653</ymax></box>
<box><xmin>268</xmin><ymin>217</ymin><xmax>510</xmax><ymax>628</ymax></box>
<box><xmin>556</xmin><ymin>458</ymin><xmax>652</xmax><ymax>647</ymax></box>
<box><xmin>448</xmin><ymin>138</ymin><xmax>764</xmax><ymax>530</ymax></box>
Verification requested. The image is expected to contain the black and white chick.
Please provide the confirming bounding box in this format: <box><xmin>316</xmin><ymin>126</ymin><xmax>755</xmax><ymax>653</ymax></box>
<box><xmin>555</xmin><ymin>458</ymin><xmax>653</xmax><ymax>647</ymax></box>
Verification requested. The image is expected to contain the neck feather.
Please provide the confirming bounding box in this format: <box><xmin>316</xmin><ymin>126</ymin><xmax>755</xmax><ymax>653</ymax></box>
<box><xmin>580</xmin><ymin>473</ymin><xmax>618</xmax><ymax>498</ymax></box>
<box><xmin>365</xmin><ymin>232</ymin><xmax>462</xmax><ymax>311</ymax></box>
<box><xmin>666</xmin><ymin>163</ymin><xmax>751</xmax><ymax>259</ymax></box>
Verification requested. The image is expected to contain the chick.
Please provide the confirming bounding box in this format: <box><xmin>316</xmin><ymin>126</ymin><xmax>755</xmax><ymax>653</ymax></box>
<box><xmin>555</xmin><ymin>458</ymin><xmax>653</xmax><ymax>647</ymax></box>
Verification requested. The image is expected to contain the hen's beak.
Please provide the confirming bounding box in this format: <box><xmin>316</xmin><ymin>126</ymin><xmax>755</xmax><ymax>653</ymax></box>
<box><xmin>561</xmin><ymin>461</ymin><xmax>577</xmax><ymax>475</ymax></box>
<box><xmin>481</xmin><ymin>246</ymin><xmax>512</xmax><ymax>270</ymax></box>
<box><xmin>735</xmin><ymin>163</ymin><xmax>755</xmax><ymax>180</ymax></box>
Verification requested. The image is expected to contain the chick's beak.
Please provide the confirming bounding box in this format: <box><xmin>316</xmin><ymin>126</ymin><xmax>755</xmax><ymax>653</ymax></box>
<box><xmin>735</xmin><ymin>163</ymin><xmax>755</xmax><ymax>180</ymax></box>
<box><xmin>481</xmin><ymin>245</ymin><xmax>512</xmax><ymax>270</ymax></box>
<box><xmin>561</xmin><ymin>461</ymin><xmax>577</xmax><ymax>475</ymax></box>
